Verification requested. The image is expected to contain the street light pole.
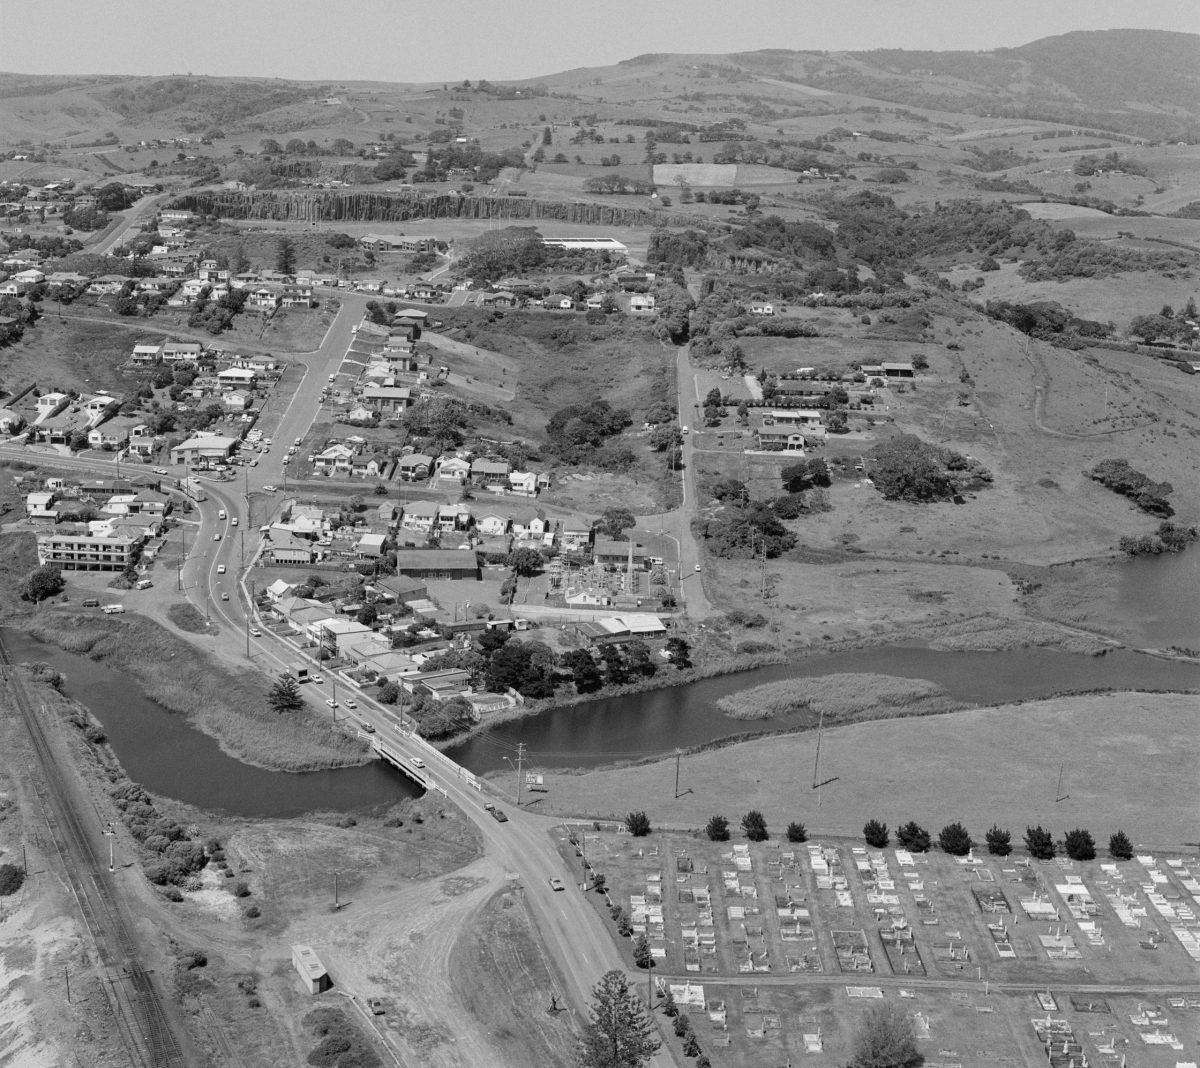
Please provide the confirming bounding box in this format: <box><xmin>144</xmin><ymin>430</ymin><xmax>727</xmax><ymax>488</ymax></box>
<box><xmin>103</xmin><ymin>823</ymin><xmax>116</xmax><ymax>873</ymax></box>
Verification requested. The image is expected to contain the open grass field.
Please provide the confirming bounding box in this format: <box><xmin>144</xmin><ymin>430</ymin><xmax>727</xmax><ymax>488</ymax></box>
<box><xmin>0</xmin><ymin>315</ymin><xmax>152</xmax><ymax>398</ymax></box>
<box><xmin>531</xmin><ymin>691</ymin><xmax>1199</xmax><ymax>849</ymax></box>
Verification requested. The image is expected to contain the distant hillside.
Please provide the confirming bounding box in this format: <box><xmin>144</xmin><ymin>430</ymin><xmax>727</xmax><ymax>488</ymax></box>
<box><xmin>724</xmin><ymin>30</ymin><xmax>1200</xmax><ymax>142</ymax></box>
<box><xmin>99</xmin><ymin>77</ymin><xmax>315</xmax><ymax>134</ymax></box>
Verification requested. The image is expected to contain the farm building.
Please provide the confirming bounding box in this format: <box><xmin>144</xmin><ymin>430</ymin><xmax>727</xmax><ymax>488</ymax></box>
<box><xmin>291</xmin><ymin>944</ymin><xmax>330</xmax><ymax>994</ymax></box>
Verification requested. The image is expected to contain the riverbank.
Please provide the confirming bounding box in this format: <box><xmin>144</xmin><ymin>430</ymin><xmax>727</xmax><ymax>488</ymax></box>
<box><xmin>19</xmin><ymin>610</ymin><xmax>372</xmax><ymax>773</ymax></box>
<box><xmin>512</xmin><ymin>692</ymin><xmax>1200</xmax><ymax>851</ymax></box>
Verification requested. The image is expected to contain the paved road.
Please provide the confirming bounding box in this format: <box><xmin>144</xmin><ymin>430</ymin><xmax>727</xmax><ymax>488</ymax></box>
<box><xmin>92</xmin><ymin>192</ymin><xmax>172</xmax><ymax>256</ymax></box>
<box><xmin>668</xmin><ymin>343</ymin><xmax>715</xmax><ymax>619</ymax></box>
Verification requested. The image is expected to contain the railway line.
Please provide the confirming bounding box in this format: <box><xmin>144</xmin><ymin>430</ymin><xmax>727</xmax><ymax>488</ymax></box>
<box><xmin>0</xmin><ymin>632</ymin><xmax>190</xmax><ymax>1068</ymax></box>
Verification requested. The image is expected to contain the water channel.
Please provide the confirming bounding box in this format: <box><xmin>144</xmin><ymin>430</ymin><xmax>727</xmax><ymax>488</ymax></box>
<box><xmin>8</xmin><ymin>555</ymin><xmax>1200</xmax><ymax>812</ymax></box>
<box><xmin>2</xmin><ymin>629</ymin><xmax>420</xmax><ymax>819</ymax></box>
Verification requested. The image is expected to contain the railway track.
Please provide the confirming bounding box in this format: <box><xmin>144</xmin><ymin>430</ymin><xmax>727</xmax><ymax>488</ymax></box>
<box><xmin>0</xmin><ymin>635</ymin><xmax>187</xmax><ymax>1068</ymax></box>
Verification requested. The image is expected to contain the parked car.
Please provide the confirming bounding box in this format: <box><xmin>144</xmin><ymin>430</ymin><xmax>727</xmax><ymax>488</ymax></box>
<box><xmin>231</xmin><ymin>517</ymin><xmax>238</xmax><ymax>526</ymax></box>
<box><xmin>217</xmin><ymin>564</ymin><xmax>226</xmax><ymax>574</ymax></box>
<box><xmin>153</xmin><ymin>468</ymin><xmax>168</xmax><ymax>476</ymax></box>
<box><xmin>250</xmin><ymin>628</ymin><xmax>261</xmax><ymax>637</ymax></box>
<box><xmin>310</xmin><ymin>674</ymin><xmax>324</xmax><ymax>684</ymax></box>
<box><xmin>220</xmin><ymin>592</ymin><xmax>229</xmax><ymax>601</ymax></box>
<box><xmin>548</xmin><ymin>877</ymin><xmax>565</xmax><ymax>891</ymax></box>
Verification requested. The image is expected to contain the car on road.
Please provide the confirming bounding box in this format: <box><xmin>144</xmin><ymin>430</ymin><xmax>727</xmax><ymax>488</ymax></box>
<box><xmin>310</xmin><ymin>674</ymin><xmax>324</xmax><ymax>684</ymax></box>
<box><xmin>360</xmin><ymin>722</ymin><xmax>375</xmax><ymax>733</ymax></box>
<box><xmin>231</xmin><ymin>517</ymin><xmax>238</xmax><ymax>526</ymax></box>
<box><xmin>217</xmin><ymin>564</ymin><xmax>226</xmax><ymax>574</ymax></box>
<box><xmin>485</xmin><ymin>804</ymin><xmax>508</xmax><ymax>823</ymax></box>
<box><xmin>153</xmin><ymin>468</ymin><xmax>168</xmax><ymax>476</ymax></box>
<box><xmin>344</xmin><ymin>698</ymin><xmax>357</xmax><ymax>709</ymax></box>
<box><xmin>548</xmin><ymin>877</ymin><xmax>565</xmax><ymax>891</ymax></box>
<box><xmin>213</xmin><ymin>532</ymin><xmax>221</xmax><ymax>541</ymax></box>
<box><xmin>250</xmin><ymin>628</ymin><xmax>261</xmax><ymax>637</ymax></box>
<box><xmin>409</xmin><ymin>757</ymin><xmax>425</xmax><ymax>769</ymax></box>
<box><xmin>262</xmin><ymin>485</ymin><xmax>277</xmax><ymax>493</ymax></box>
<box><xmin>695</xmin><ymin>564</ymin><xmax>702</xmax><ymax>571</ymax></box>
<box><xmin>249</xmin><ymin>459</ymin><xmax>258</xmax><ymax>466</ymax></box>
<box><xmin>220</xmin><ymin>592</ymin><xmax>230</xmax><ymax>601</ymax></box>
<box><xmin>367</xmin><ymin>998</ymin><xmax>385</xmax><ymax>1015</ymax></box>
<box><xmin>264</xmin><ymin>438</ymin><xmax>273</xmax><ymax>445</ymax></box>
<box><xmin>325</xmin><ymin>698</ymin><xmax>338</xmax><ymax>708</ymax></box>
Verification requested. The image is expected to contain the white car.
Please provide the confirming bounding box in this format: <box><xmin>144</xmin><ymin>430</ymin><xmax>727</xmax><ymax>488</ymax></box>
<box><xmin>153</xmin><ymin>468</ymin><xmax>169</xmax><ymax>476</ymax></box>
<box><xmin>231</xmin><ymin>517</ymin><xmax>238</xmax><ymax>526</ymax></box>
<box><xmin>250</xmin><ymin>628</ymin><xmax>261</xmax><ymax>637</ymax></box>
<box><xmin>325</xmin><ymin>698</ymin><xmax>338</xmax><ymax>709</ymax></box>
<box><xmin>217</xmin><ymin>564</ymin><xmax>226</xmax><ymax>574</ymax></box>
<box><xmin>409</xmin><ymin>757</ymin><xmax>425</xmax><ymax>769</ymax></box>
<box><xmin>549</xmin><ymin>877</ymin><xmax>565</xmax><ymax>892</ymax></box>
<box><xmin>310</xmin><ymin>674</ymin><xmax>325</xmax><ymax>684</ymax></box>
<box><xmin>344</xmin><ymin>698</ymin><xmax>358</xmax><ymax>709</ymax></box>
<box><xmin>262</xmin><ymin>485</ymin><xmax>277</xmax><ymax>493</ymax></box>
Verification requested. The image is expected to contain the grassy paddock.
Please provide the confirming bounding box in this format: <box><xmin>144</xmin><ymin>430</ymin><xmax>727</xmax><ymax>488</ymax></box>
<box><xmin>529</xmin><ymin>692</ymin><xmax>1199</xmax><ymax>850</ymax></box>
<box><xmin>23</xmin><ymin>612</ymin><xmax>370</xmax><ymax>773</ymax></box>
<box><xmin>716</xmin><ymin>672</ymin><xmax>963</xmax><ymax>723</ymax></box>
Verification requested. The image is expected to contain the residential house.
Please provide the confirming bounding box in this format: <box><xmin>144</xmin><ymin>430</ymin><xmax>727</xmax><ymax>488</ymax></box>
<box><xmin>87</xmin><ymin>416</ymin><xmax>139</xmax><ymax>450</ymax></box>
<box><xmin>313</xmin><ymin>442</ymin><xmax>356</xmax><ymax>476</ymax></box>
<box><xmin>265</xmin><ymin>528</ymin><xmax>315</xmax><ymax>565</ymax></box>
<box><xmin>373</xmin><ymin>575</ymin><xmax>428</xmax><ymax>603</ymax></box>
<box><xmin>130</xmin><ymin>341</ymin><xmax>163</xmax><ymax>365</ymax></box>
<box><xmin>769</xmin><ymin>409</ymin><xmax>823</xmax><ymax>427</ymax></box>
<box><xmin>749</xmin><ymin>302</ymin><xmax>775</xmax><ymax>316</ymax></box>
<box><xmin>339</xmin><ymin>633</ymin><xmax>392</xmax><ymax>666</ymax></box>
<box><xmin>434</xmin><ymin>456</ymin><xmax>470</xmax><ymax>484</ymax></box>
<box><xmin>585</xmin><ymin>293</ymin><xmax>605</xmax><ymax>311</ymax></box>
<box><xmin>159</xmin><ymin>209</ymin><xmax>193</xmax><ymax>223</ymax></box>
<box><xmin>397</xmin><ymin>452</ymin><xmax>433</xmax><ymax>481</ymax></box>
<box><xmin>474</xmin><ymin>511</ymin><xmax>509</xmax><ymax>537</ymax></box>
<box><xmin>216</xmin><ymin>367</ymin><xmax>258</xmax><ymax>388</ymax></box>
<box><xmin>265</xmin><ymin>578</ymin><xmax>300</xmax><ymax>602</ymax></box>
<box><xmin>470</xmin><ymin>458</ymin><xmax>510</xmax><ymax>488</ymax></box>
<box><xmin>509</xmin><ymin>508</ymin><xmax>548</xmax><ymax>542</ymax></box>
<box><xmin>361</xmin><ymin>385</ymin><xmax>411</xmax><ymax>413</ymax></box>
<box><xmin>482</xmin><ymin>290</ymin><xmax>519</xmax><ymax>308</ymax></box>
<box><xmin>436</xmin><ymin>502</ymin><xmax>472</xmax><ymax>534</ymax></box>
<box><xmin>377</xmin><ymin>501</ymin><xmax>401</xmax><ymax>524</ymax></box>
<box><xmin>349</xmin><ymin>452</ymin><xmax>390</xmax><ymax>479</ymax></box>
<box><xmin>34</xmin><ymin>393</ymin><xmax>69</xmax><ymax>423</ymax></box>
<box><xmin>281</xmin><ymin>284</ymin><xmax>314</xmax><ymax>308</ymax></box>
<box><xmin>44</xmin><ymin>271</ymin><xmax>88</xmax><ymax>291</ymax></box>
<box><xmin>223</xmin><ymin>390</ymin><xmax>252</xmax><ymax>412</ymax></box>
<box><xmin>542</xmin><ymin>293</ymin><xmax>575</xmax><ymax>311</ymax></box>
<box><xmin>359</xmin><ymin>234</ymin><xmax>437</xmax><ymax>253</ymax></box>
<box><xmin>507</xmin><ymin>470</ymin><xmax>538</xmax><ymax>496</ymax></box>
<box><xmin>87</xmin><ymin>275</ymin><xmax>132</xmax><ymax>295</ymax></box>
<box><xmin>560</xmin><ymin>523</ymin><xmax>593</xmax><ymax>552</ymax></box>
<box><xmin>37</xmin><ymin>531</ymin><xmax>142</xmax><ymax>571</ymax></box>
<box><xmin>25</xmin><ymin>491</ymin><xmax>58</xmax><ymax>521</ymax></box>
<box><xmin>13</xmin><ymin>268</ymin><xmax>46</xmax><ymax>286</ymax></box>
<box><xmin>137</xmin><ymin>276</ymin><xmax>176</xmax><ymax>294</ymax></box>
<box><xmin>629</xmin><ymin>293</ymin><xmax>656</xmax><ymax>313</ymax></box>
<box><xmin>229</xmin><ymin>353</ymin><xmax>277</xmax><ymax>372</ymax></box>
<box><xmin>161</xmin><ymin>341</ymin><xmax>203</xmax><ymax>363</ymax></box>
<box><xmin>400</xmin><ymin>500</ymin><xmax>438</xmax><ymax>533</ymax></box>
<box><xmin>127</xmin><ymin>424</ymin><xmax>157</xmax><ymax>457</ymax></box>
<box><xmin>246</xmin><ymin>286</ymin><xmax>280</xmax><ymax>310</ymax></box>
<box><xmin>410</xmin><ymin>283</ymin><xmax>439</xmax><ymax>301</ymax></box>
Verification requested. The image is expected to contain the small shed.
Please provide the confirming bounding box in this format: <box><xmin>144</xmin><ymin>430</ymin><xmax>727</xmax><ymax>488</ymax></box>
<box><xmin>291</xmin><ymin>944</ymin><xmax>330</xmax><ymax>994</ymax></box>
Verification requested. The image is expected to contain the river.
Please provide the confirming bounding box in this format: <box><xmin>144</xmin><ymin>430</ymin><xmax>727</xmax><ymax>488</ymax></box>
<box><xmin>2</xmin><ymin>629</ymin><xmax>421</xmax><ymax>819</ymax></box>
<box><xmin>446</xmin><ymin>643</ymin><xmax>1200</xmax><ymax>774</ymax></box>
<box><xmin>9</xmin><ymin>602</ymin><xmax>1200</xmax><ymax>813</ymax></box>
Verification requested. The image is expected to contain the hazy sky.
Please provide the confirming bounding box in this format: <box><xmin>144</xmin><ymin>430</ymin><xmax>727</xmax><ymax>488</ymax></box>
<box><xmin>2</xmin><ymin>0</ymin><xmax>1196</xmax><ymax>83</ymax></box>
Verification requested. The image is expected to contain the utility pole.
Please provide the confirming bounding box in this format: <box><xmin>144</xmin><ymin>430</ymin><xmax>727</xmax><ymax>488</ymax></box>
<box><xmin>177</xmin><ymin>520</ymin><xmax>186</xmax><ymax>592</ymax></box>
<box><xmin>674</xmin><ymin>750</ymin><xmax>681</xmax><ymax>798</ymax></box>
<box><xmin>333</xmin><ymin>871</ymin><xmax>339</xmax><ymax>909</ymax></box>
<box><xmin>245</xmin><ymin>612</ymin><xmax>250</xmax><ymax>659</ymax></box>
<box><xmin>515</xmin><ymin>742</ymin><xmax>526</xmax><ymax>807</ymax></box>
<box><xmin>103</xmin><ymin>823</ymin><xmax>116</xmax><ymax>873</ymax></box>
<box><xmin>65</xmin><ymin>965</ymin><xmax>71</xmax><ymax>1004</ymax></box>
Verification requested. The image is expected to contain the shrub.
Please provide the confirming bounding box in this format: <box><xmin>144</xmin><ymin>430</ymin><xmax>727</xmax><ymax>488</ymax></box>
<box><xmin>985</xmin><ymin>825</ymin><xmax>1012</xmax><ymax>855</ymax></box>
<box><xmin>896</xmin><ymin>822</ymin><xmax>931</xmax><ymax>852</ymax></box>
<box><xmin>180</xmin><ymin>950</ymin><xmax>207</xmax><ymax>970</ymax></box>
<box><xmin>1064</xmin><ymin>828</ymin><xmax>1096</xmax><ymax>861</ymax></box>
<box><xmin>1108</xmin><ymin>829</ymin><xmax>1134</xmax><ymax>860</ymax></box>
<box><xmin>741</xmin><ymin>810</ymin><xmax>768</xmax><ymax>842</ymax></box>
<box><xmin>164</xmin><ymin>887</ymin><xmax>184</xmax><ymax>902</ymax></box>
<box><xmin>785</xmin><ymin>822</ymin><xmax>807</xmax><ymax>843</ymax></box>
<box><xmin>682</xmin><ymin>1033</ymin><xmax>701</xmax><ymax>1057</ymax></box>
<box><xmin>674</xmin><ymin>1013</ymin><xmax>692</xmax><ymax>1038</ymax></box>
<box><xmin>1</xmin><ymin>862</ymin><xmax>28</xmax><ymax>896</ymax></box>
<box><xmin>938</xmin><ymin>822</ymin><xmax>973</xmax><ymax>856</ymax></box>
<box><xmin>335</xmin><ymin>816</ymin><xmax>357</xmax><ymax>829</ymax></box>
<box><xmin>625</xmin><ymin>811</ymin><xmax>651</xmax><ymax>837</ymax></box>
<box><xmin>705</xmin><ymin>815</ymin><xmax>730</xmax><ymax>841</ymax></box>
<box><xmin>633</xmin><ymin>933</ymin><xmax>652</xmax><ymax>969</ymax></box>
<box><xmin>233</xmin><ymin>880</ymin><xmax>251</xmax><ymax>898</ymax></box>
<box><xmin>1024</xmin><ymin>825</ymin><xmax>1055</xmax><ymax>860</ymax></box>
<box><xmin>244</xmin><ymin>905</ymin><xmax>261</xmax><ymax>918</ymax></box>
<box><xmin>864</xmin><ymin>819</ymin><xmax>889</xmax><ymax>848</ymax></box>
<box><xmin>661</xmin><ymin>989</ymin><xmax>678</xmax><ymax>1017</ymax></box>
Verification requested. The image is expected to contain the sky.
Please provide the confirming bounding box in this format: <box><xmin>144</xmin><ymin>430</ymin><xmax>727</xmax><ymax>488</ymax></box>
<box><xmin>1</xmin><ymin>0</ymin><xmax>1196</xmax><ymax>83</ymax></box>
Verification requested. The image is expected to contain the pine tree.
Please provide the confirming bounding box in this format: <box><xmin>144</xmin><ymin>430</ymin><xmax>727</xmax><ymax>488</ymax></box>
<box><xmin>577</xmin><ymin>970</ymin><xmax>661</xmax><ymax>1068</ymax></box>
<box><xmin>938</xmin><ymin>822</ymin><xmax>973</xmax><ymax>856</ymax></box>
<box><xmin>275</xmin><ymin>237</ymin><xmax>296</xmax><ymax>275</ymax></box>
<box><xmin>786</xmin><ymin>821</ymin><xmax>808</xmax><ymax>843</ymax></box>
<box><xmin>985</xmin><ymin>825</ymin><xmax>1012</xmax><ymax>856</ymax></box>
<box><xmin>1024</xmin><ymin>825</ymin><xmax>1055</xmax><ymax>860</ymax></box>
<box><xmin>633</xmin><ymin>933</ymin><xmax>652</xmax><ymax>969</ymax></box>
<box><xmin>1108</xmin><ymin>829</ymin><xmax>1134</xmax><ymax>860</ymax></box>
<box><xmin>705</xmin><ymin>815</ymin><xmax>730</xmax><ymax>842</ymax></box>
<box><xmin>850</xmin><ymin>1002</ymin><xmax>920</xmax><ymax>1068</ymax></box>
<box><xmin>864</xmin><ymin>819</ymin><xmax>889</xmax><ymax>848</ymax></box>
<box><xmin>625</xmin><ymin>811</ymin><xmax>651</xmax><ymax>837</ymax></box>
<box><xmin>1064</xmin><ymin>828</ymin><xmax>1096</xmax><ymax>861</ymax></box>
<box><xmin>741</xmin><ymin>810</ymin><xmax>768</xmax><ymax>842</ymax></box>
<box><xmin>896</xmin><ymin>821</ymin><xmax>931</xmax><ymax>852</ymax></box>
<box><xmin>267</xmin><ymin>673</ymin><xmax>304</xmax><ymax>714</ymax></box>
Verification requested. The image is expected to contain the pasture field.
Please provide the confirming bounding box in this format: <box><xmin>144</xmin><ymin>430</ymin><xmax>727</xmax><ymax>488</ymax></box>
<box><xmin>528</xmin><ymin>692</ymin><xmax>1199</xmax><ymax>850</ymax></box>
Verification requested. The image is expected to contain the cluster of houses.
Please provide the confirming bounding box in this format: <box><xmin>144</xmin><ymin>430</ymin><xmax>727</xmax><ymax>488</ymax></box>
<box><xmin>28</xmin><ymin>477</ymin><xmax>172</xmax><ymax>571</ymax></box>
<box><xmin>473</xmin><ymin>268</ymin><xmax>658</xmax><ymax>314</ymax></box>
<box><xmin>5</xmin><ymin>386</ymin><xmax>164</xmax><ymax>454</ymax></box>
